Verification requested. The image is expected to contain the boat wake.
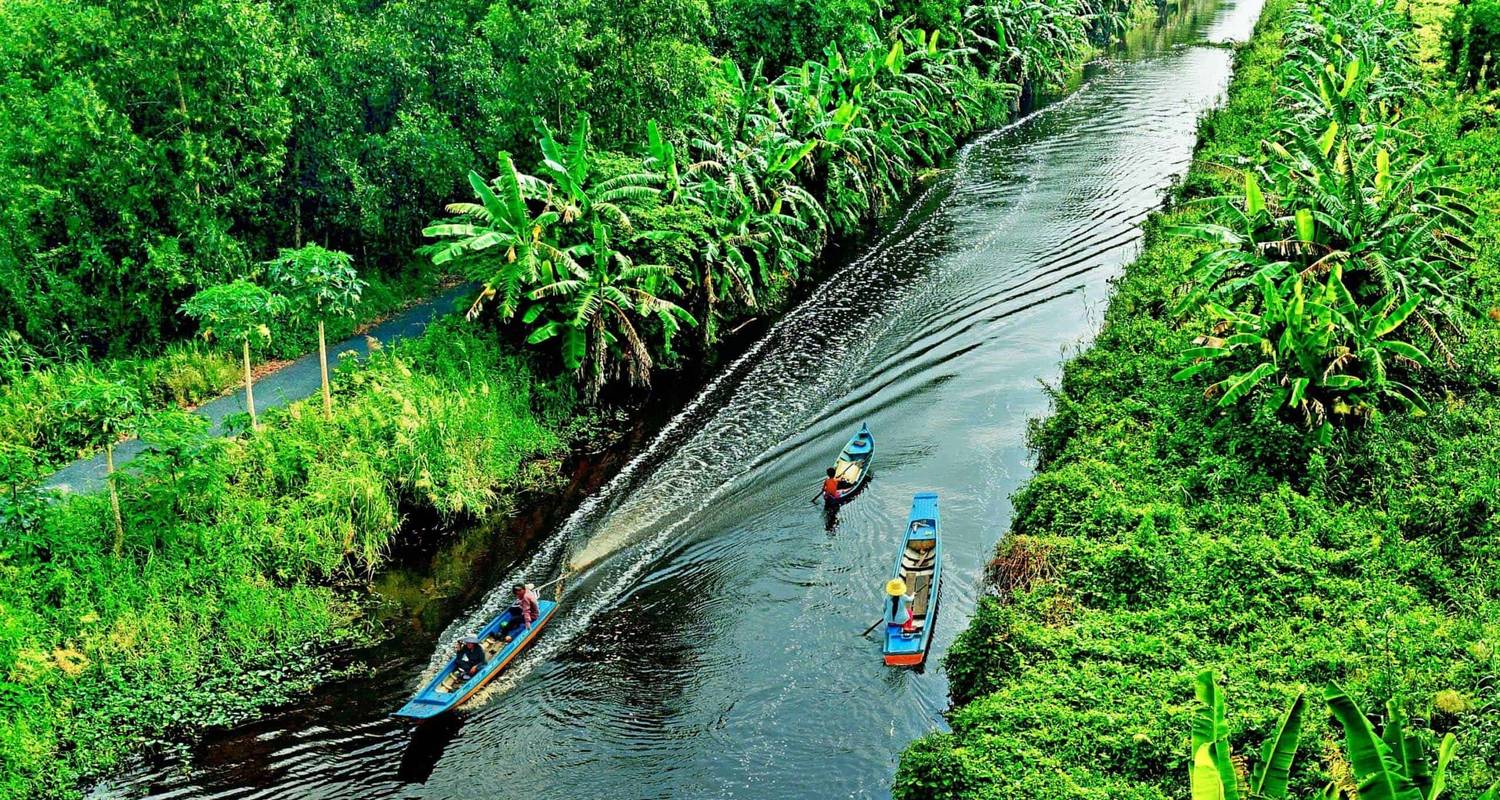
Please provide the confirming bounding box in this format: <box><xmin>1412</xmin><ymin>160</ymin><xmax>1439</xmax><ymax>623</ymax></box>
<box><xmin>412</xmin><ymin>92</ymin><xmax>1094</xmax><ymax>701</ymax></box>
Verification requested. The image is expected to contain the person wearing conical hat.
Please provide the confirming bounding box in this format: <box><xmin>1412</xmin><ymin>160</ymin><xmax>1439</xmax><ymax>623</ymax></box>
<box><xmin>885</xmin><ymin>578</ymin><xmax>914</xmax><ymax>631</ymax></box>
<box><xmin>453</xmin><ymin>632</ymin><xmax>486</xmax><ymax>679</ymax></box>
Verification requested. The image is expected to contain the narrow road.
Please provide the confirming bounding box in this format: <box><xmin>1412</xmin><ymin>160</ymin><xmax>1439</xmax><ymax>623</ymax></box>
<box><xmin>44</xmin><ymin>284</ymin><xmax>474</xmax><ymax>495</ymax></box>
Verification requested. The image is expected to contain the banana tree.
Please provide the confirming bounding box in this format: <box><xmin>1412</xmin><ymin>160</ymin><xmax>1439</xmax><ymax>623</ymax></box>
<box><xmin>424</xmin><ymin>160</ymin><xmax>574</xmax><ymax>320</ymax></box>
<box><xmin>1188</xmin><ymin>670</ymin><xmax>1307</xmax><ymax>800</ymax></box>
<box><xmin>1186</xmin><ymin>673</ymin><xmax>1496</xmax><ymax>800</ymax></box>
<box><xmin>1175</xmin><ymin>263</ymin><xmax>1440</xmax><ymax>427</ymax></box>
<box><xmin>535</xmin><ymin>113</ymin><xmax>661</xmax><ymax>228</ymax></box>
<box><xmin>1170</xmin><ymin>47</ymin><xmax>1474</xmax><ymax>422</ymax></box>
<box><xmin>1323</xmin><ymin>685</ymin><xmax>1427</xmax><ymax>800</ymax></box>
<box><xmin>525</xmin><ymin>224</ymin><xmax>696</xmax><ymax>398</ymax></box>
<box><xmin>643</xmin><ymin>119</ymin><xmax>684</xmax><ymax>204</ymax></box>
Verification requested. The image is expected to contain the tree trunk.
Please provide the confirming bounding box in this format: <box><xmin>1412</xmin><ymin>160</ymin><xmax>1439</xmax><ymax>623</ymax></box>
<box><xmin>243</xmin><ymin>339</ymin><xmax>258</xmax><ymax>430</ymax></box>
<box><xmin>319</xmin><ymin>319</ymin><xmax>332</xmax><ymax>421</ymax></box>
<box><xmin>294</xmin><ymin>149</ymin><xmax>304</xmax><ymax>247</ymax></box>
<box><xmin>106</xmin><ymin>444</ymin><xmax>124</xmax><ymax>556</ymax></box>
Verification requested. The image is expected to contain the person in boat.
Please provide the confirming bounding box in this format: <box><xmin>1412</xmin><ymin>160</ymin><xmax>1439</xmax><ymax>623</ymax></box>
<box><xmin>453</xmin><ymin>633</ymin><xmax>486</xmax><ymax>679</ymax></box>
<box><xmin>499</xmin><ymin>583</ymin><xmax>540</xmax><ymax>643</ymax></box>
<box><xmin>822</xmin><ymin>467</ymin><xmax>853</xmax><ymax>504</ymax></box>
<box><xmin>885</xmin><ymin>578</ymin><xmax>914</xmax><ymax>631</ymax></box>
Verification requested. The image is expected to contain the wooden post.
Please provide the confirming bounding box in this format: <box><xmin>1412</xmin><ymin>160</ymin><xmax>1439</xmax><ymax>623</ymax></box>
<box><xmin>106</xmin><ymin>444</ymin><xmax>124</xmax><ymax>556</ymax></box>
<box><xmin>243</xmin><ymin>338</ymin><xmax>258</xmax><ymax>430</ymax></box>
<box><xmin>319</xmin><ymin>319</ymin><xmax>332</xmax><ymax>420</ymax></box>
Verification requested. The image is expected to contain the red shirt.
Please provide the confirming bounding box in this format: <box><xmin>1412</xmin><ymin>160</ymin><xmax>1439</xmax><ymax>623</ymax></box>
<box><xmin>823</xmin><ymin>477</ymin><xmax>843</xmax><ymax>497</ymax></box>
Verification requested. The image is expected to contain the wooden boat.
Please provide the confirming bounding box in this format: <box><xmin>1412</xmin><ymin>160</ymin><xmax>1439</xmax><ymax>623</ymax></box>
<box><xmin>392</xmin><ymin>598</ymin><xmax>559</xmax><ymax>721</ymax></box>
<box><xmin>882</xmin><ymin>492</ymin><xmax>941</xmax><ymax>667</ymax></box>
<box><xmin>826</xmin><ymin>423</ymin><xmax>875</xmax><ymax>503</ymax></box>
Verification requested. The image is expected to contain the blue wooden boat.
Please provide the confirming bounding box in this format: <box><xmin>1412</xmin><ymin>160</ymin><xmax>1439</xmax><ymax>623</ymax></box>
<box><xmin>825</xmin><ymin>423</ymin><xmax>875</xmax><ymax>504</ymax></box>
<box><xmin>393</xmin><ymin>598</ymin><xmax>559</xmax><ymax>720</ymax></box>
<box><xmin>882</xmin><ymin>493</ymin><xmax>940</xmax><ymax>666</ymax></box>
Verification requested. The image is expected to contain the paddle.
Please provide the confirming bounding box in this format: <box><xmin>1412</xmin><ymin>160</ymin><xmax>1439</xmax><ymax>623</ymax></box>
<box><xmin>811</xmin><ymin>459</ymin><xmax>860</xmax><ymax>505</ymax></box>
<box><xmin>861</xmin><ymin>618</ymin><xmax>884</xmax><ymax>636</ymax></box>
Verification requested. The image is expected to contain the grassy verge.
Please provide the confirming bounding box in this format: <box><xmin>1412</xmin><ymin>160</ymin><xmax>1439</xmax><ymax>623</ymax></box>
<box><xmin>0</xmin><ymin>319</ymin><xmax>576</xmax><ymax>798</ymax></box>
<box><xmin>894</xmin><ymin>0</ymin><xmax>1500</xmax><ymax>796</ymax></box>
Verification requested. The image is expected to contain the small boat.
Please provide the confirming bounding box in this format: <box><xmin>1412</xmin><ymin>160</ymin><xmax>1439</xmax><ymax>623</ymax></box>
<box><xmin>393</xmin><ymin>598</ymin><xmax>559</xmax><ymax>721</ymax></box>
<box><xmin>882</xmin><ymin>492</ymin><xmax>941</xmax><ymax>667</ymax></box>
<box><xmin>825</xmin><ymin>423</ymin><xmax>875</xmax><ymax>503</ymax></box>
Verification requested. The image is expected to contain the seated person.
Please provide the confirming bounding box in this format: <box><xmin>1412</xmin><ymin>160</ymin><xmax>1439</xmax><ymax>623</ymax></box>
<box><xmin>822</xmin><ymin>467</ymin><xmax>854</xmax><ymax>503</ymax></box>
<box><xmin>499</xmin><ymin>583</ymin><xmax>540</xmax><ymax>643</ymax></box>
<box><xmin>453</xmin><ymin>634</ymin><xmax>486</xmax><ymax>679</ymax></box>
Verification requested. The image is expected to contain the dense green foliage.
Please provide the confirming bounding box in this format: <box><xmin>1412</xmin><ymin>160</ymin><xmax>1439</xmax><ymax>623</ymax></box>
<box><xmin>0</xmin><ymin>0</ymin><xmax>1188</xmax><ymax>795</ymax></box>
<box><xmin>1446</xmin><ymin>0</ymin><xmax>1500</xmax><ymax>89</ymax></box>
<box><xmin>895</xmin><ymin>0</ymin><xmax>1500</xmax><ymax>796</ymax></box>
<box><xmin>429</xmin><ymin>0</ymin><xmax>1145</xmax><ymax>393</ymax></box>
<box><xmin>0</xmin><ymin>0</ymin><xmax>1137</xmax><ymax>359</ymax></box>
<box><xmin>0</xmin><ymin>0</ymin><xmax>708</xmax><ymax>355</ymax></box>
<box><xmin>0</xmin><ymin>320</ymin><xmax>572</xmax><ymax>798</ymax></box>
<box><xmin>0</xmin><ymin>0</ymin><xmax>971</xmax><ymax>356</ymax></box>
<box><xmin>1172</xmin><ymin>0</ymin><xmax>1475</xmax><ymax>425</ymax></box>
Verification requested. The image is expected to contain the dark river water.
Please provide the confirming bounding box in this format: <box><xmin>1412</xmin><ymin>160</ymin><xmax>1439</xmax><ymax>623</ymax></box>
<box><xmin>98</xmin><ymin>1</ymin><xmax>1261</xmax><ymax>796</ymax></box>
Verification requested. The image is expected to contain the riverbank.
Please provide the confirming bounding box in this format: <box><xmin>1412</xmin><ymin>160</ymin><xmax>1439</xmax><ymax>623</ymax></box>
<box><xmin>894</xmin><ymin>0</ymin><xmax>1500</xmax><ymax>795</ymax></box>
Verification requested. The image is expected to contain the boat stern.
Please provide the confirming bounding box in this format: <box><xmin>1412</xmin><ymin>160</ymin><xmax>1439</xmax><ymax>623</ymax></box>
<box><xmin>882</xmin><ymin>627</ymin><xmax>929</xmax><ymax>666</ymax></box>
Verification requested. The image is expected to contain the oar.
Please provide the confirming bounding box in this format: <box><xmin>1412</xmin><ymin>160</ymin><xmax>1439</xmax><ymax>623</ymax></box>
<box><xmin>861</xmin><ymin>618</ymin><xmax>884</xmax><ymax>636</ymax></box>
<box><xmin>531</xmin><ymin>572</ymin><xmax>570</xmax><ymax>601</ymax></box>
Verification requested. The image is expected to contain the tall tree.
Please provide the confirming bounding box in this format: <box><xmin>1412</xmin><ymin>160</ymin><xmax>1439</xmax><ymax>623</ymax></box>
<box><xmin>180</xmin><ymin>281</ymin><xmax>284</xmax><ymax>430</ymax></box>
<box><xmin>265</xmin><ymin>244</ymin><xmax>365</xmax><ymax>419</ymax></box>
<box><xmin>64</xmin><ymin>380</ymin><xmax>142</xmax><ymax>555</ymax></box>
<box><xmin>0</xmin><ymin>0</ymin><xmax>291</xmax><ymax>353</ymax></box>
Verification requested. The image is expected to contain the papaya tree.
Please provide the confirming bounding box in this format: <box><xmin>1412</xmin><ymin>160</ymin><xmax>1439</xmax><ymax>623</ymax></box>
<box><xmin>63</xmin><ymin>379</ymin><xmax>142</xmax><ymax>555</ymax></box>
<box><xmin>180</xmin><ymin>280</ymin><xmax>284</xmax><ymax>430</ymax></box>
<box><xmin>265</xmin><ymin>244</ymin><xmax>365</xmax><ymax>420</ymax></box>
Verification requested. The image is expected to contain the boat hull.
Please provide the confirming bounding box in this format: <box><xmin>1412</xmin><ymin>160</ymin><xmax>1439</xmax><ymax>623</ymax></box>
<box><xmin>393</xmin><ymin>598</ymin><xmax>559</xmax><ymax>721</ymax></box>
<box><xmin>881</xmin><ymin>493</ymin><xmax>941</xmax><ymax>667</ymax></box>
<box><xmin>828</xmin><ymin>423</ymin><xmax>875</xmax><ymax>502</ymax></box>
